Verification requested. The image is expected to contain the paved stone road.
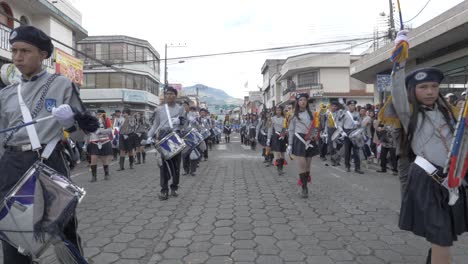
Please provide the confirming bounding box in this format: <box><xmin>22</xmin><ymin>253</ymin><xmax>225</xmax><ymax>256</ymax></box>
<box><xmin>2</xmin><ymin>134</ymin><xmax>468</xmax><ymax>263</ymax></box>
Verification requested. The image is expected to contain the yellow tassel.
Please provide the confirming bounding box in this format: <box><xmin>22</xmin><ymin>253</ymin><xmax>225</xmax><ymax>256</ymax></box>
<box><xmin>390</xmin><ymin>41</ymin><xmax>409</xmax><ymax>63</ymax></box>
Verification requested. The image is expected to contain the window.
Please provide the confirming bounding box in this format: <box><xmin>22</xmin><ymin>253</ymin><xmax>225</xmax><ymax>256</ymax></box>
<box><xmin>134</xmin><ymin>75</ymin><xmax>144</xmax><ymax>90</ymax></box>
<box><xmin>0</xmin><ymin>3</ymin><xmax>13</xmax><ymax>28</ymax></box>
<box><xmin>82</xmin><ymin>44</ymin><xmax>95</xmax><ymax>60</ymax></box>
<box><xmin>96</xmin><ymin>43</ymin><xmax>109</xmax><ymax>60</ymax></box>
<box><xmin>110</xmin><ymin>73</ymin><xmax>125</xmax><ymax>88</ymax></box>
<box><xmin>83</xmin><ymin>73</ymin><xmax>95</xmax><ymax>88</ymax></box>
<box><xmin>135</xmin><ymin>46</ymin><xmax>143</xmax><ymax>62</ymax></box>
<box><xmin>96</xmin><ymin>73</ymin><xmax>109</xmax><ymax>88</ymax></box>
<box><xmin>127</xmin><ymin>44</ymin><xmax>135</xmax><ymax>61</ymax></box>
<box><xmin>126</xmin><ymin>74</ymin><xmax>134</xmax><ymax>89</ymax></box>
<box><xmin>109</xmin><ymin>43</ymin><xmax>124</xmax><ymax>61</ymax></box>
<box><xmin>298</xmin><ymin>71</ymin><xmax>319</xmax><ymax>88</ymax></box>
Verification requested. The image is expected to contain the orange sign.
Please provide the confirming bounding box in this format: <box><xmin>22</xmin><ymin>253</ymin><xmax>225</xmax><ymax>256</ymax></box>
<box><xmin>55</xmin><ymin>48</ymin><xmax>84</xmax><ymax>85</ymax></box>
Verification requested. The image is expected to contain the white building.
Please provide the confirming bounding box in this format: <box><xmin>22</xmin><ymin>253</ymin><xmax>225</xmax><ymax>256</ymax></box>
<box><xmin>261</xmin><ymin>59</ymin><xmax>286</xmax><ymax>109</ymax></box>
<box><xmin>0</xmin><ymin>0</ymin><xmax>87</xmax><ymax>86</ymax></box>
<box><xmin>77</xmin><ymin>36</ymin><xmax>161</xmax><ymax>116</ymax></box>
<box><xmin>272</xmin><ymin>52</ymin><xmax>374</xmax><ymax>111</ymax></box>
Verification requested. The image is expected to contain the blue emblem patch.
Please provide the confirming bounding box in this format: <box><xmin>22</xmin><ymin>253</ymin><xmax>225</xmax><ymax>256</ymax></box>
<box><xmin>45</xmin><ymin>98</ymin><xmax>56</xmax><ymax>112</ymax></box>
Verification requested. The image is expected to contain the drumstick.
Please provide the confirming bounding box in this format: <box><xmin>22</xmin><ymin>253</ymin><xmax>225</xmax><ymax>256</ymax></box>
<box><xmin>0</xmin><ymin>115</ymin><xmax>54</xmax><ymax>134</ymax></box>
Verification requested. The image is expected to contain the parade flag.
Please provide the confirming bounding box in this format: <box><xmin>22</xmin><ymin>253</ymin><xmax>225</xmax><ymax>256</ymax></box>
<box><xmin>55</xmin><ymin>48</ymin><xmax>84</xmax><ymax>85</ymax></box>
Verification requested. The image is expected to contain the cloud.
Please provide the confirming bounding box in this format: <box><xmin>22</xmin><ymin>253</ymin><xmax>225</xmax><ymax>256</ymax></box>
<box><xmin>73</xmin><ymin>0</ymin><xmax>464</xmax><ymax>99</ymax></box>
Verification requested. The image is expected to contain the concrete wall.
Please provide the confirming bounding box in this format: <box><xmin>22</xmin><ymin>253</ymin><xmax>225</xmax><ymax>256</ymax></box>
<box><xmin>45</xmin><ymin>0</ymin><xmax>82</xmax><ymax>25</ymax></box>
<box><xmin>320</xmin><ymin>68</ymin><xmax>349</xmax><ymax>93</ymax></box>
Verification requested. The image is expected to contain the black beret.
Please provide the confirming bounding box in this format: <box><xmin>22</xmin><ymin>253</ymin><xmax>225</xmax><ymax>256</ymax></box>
<box><xmin>405</xmin><ymin>67</ymin><xmax>444</xmax><ymax>89</ymax></box>
<box><xmin>347</xmin><ymin>100</ymin><xmax>357</xmax><ymax>105</ymax></box>
<box><xmin>115</xmin><ymin>110</ymin><xmax>121</xmax><ymax>113</ymax></box>
<box><xmin>97</xmin><ymin>109</ymin><xmax>106</xmax><ymax>114</ymax></box>
<box><xmin>165</xmin><ymin>86</ymin><xmax>178</xmax><ymax>96</ymax></box>
<box><xmin>330</xmin><ymin>100</ymin><xmax>340</xmax><ymax>106</ymax></box>
<box><xmin>199</xmin><ymin>108</ymin><xmax>208</xmax><ymax>113</ymax></box>
<box><xmin>9</xmin><ymin>26</ymin><xmax>54</xmax><ymax>59</ymax></box>
<box><xmin>296</xmin><ymin>93</ymin><xmax>309</xmax><ymax>100</ymax></box>
<box><xmin>122</xmin><ymin>108</ymin><xmax>131</xmax><ymax>115</ymax></box>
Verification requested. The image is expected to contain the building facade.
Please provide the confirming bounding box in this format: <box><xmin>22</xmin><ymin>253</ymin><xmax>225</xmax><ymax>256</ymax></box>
<box><xmin>260</xmin><ymin>53</ymin><xmax>374</xmax><ymax>111</ymax></box>
<box><xmin>77</xmin><ymin>35</ymin><xmax>161</xmax><ymax>116</ymax></box>
<box><xmin>351</xmin><ymin>1</ymin><xmax>468</xmax><ymax>103</ymax></box>
<box><xmin>0</xmin><ymin>0</ymin><xmax>87</xmax><ymax>86</ymax></box>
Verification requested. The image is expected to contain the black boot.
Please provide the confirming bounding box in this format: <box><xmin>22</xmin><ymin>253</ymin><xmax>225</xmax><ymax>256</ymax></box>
<box><xmin>355</xmin><ymin>167</ymin><xmax>364</xmax><ymax>174</ymax></box>
<box><xmin>90</xmin><ymin>165</ymin><xmax>97</xmax><ymax>182</ymax></box>
<box><xmin>129</xmin><ymin>156</ymin><xmax>134</xmax><ymax>169</ymax></box>
<box><xmin>142</xmin><ymin>151</ymin><xmax>146</xmax><ymax>163</ymax></box>
<box><xmin>277</xmin><ymin>159</ymin><xmax>283</xmax><ymax>175</ymax></box>
<box><xmin>135</xmin><ymin>152</ymin><xmax>141</xmax><ymax>164</ymax></box>
<box><xmin>104</xmin><ymin>165</ymin><xmax>110</xmax><ymax>180</ymax></box>
<box><xmin>117</xmin><ymin>157</ymin><xmax>125</xmax><ymax>171</ymax></box>
<box><xmin>112</xmin><ymin>149</ymin><xmax>118</xmax><ymax>161</ymax></box>
<box><xmin>159</xmin><ymin>191</ymin><xmax>169</xmax><ymax>201</ymax></box>
<box><xmin>170</xmin><ymin>189</ymin><xmax>178</xmax><ymax>197</ymax></box>
<box><xmin>300</xmin><ymin>173</ymin><xmax>308</xmax><ymax>198</ymax></box>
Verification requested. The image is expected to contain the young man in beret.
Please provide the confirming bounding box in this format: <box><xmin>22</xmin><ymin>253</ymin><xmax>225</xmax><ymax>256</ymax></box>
<box><xmin>0</xmin><ymin>25</ymin><xmax>97</xmax><ymax>263</ymax></box>
<box><xmin>337</xmin><ymin>99</ymin><xmax>364</xmax><ymax>174</ymax></box>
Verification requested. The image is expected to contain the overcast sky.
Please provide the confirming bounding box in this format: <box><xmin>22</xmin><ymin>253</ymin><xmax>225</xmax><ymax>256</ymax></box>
<box><xmin>71</xmin><ymin>0</ymin><xmax>463</xmax><ymax>99</ymax></box>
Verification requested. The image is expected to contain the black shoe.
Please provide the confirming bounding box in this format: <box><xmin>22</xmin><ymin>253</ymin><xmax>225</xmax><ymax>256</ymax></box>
<box><xmin>392</xmin><ymin>171</ymin><xmax>398</xmax><ymax>176</ymax></box>
<box><xmin>170</xmin><ymin>190</ymin><xmax>178</xmax><ymax>197</ymax></box>
<box><xmin>191</xmin><ymin>173</ymin><xmax>196</xmax><ymax>176</ymax></box>
<box><xmin>104</xmin><ymin>175</ymin><xmax>110</xmax><ymax>180</ymax></box>
<box><xmin>135</xmin><ymin>161</ymin><xmax>142</xmax><ymax>165</ymax></box>
<box><xmin>346</xmin><ymin>167</ymin><xmax>351</xmax><ymax>172</ymax></box>
<box><xmin>159</xmin><ymin>192</ymin><xmax>169</xmax><ymax>201</ymax></box>
<box><xmin>354</xmin><ymin>169</ymin><xmax>364</xmax><ymax>174</ymax></box>
<box><xmin>331</xmin><ymin>162</ymin><xmax>337</xmax><ymax>166</ymax></box>
<box><xmin>117</xmin><ymin>167</ymin><xmax>125</xmax><ymax>171</ymax></box>
<box><xmin>90</xmin><ymin>176</ymin><xmax>97</xmax><ymax>182</ymax></box>
<box><xmin>320</xmin><ymin>157</ymin><xmax>327</xmax><ymax>161</ymax></box>
<box><xmin>301</xmin><ymin>187</ymin><xmax>308</xmax><ymax>198</ymax></box>
<box><xmin>376</xmin><ymin>169</ymin><xmax>387</xmax><ymax>173</ymax></box>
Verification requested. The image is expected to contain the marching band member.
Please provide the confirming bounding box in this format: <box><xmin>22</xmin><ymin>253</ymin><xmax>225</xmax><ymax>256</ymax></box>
<box><xmin>240</xmin><ymin>114</ymin><xmax>247</xmax><ymax>144</ymax></box>
<box><xmin>267</xmin><ymin>106</ymin><xmax>287</xmax><ymax>175</ymax></box>
<box><xmin>223</xmin><ymin>115</ymin><xmax>232</xmax><ymax>143</ymax></box>
<box><xmin>338</xmin><ymin>100</ymin><xmax>364</xmax><ymax>174</ymax></box>
<box><xmin>112</xmin><ymin>109</ymin><xmax>124</xmax><ymax>160</ymax></box>
<box><xmin>199</xmin><ymin>108</ymin><xmax>211</xmax><ymax>160</ymax></box>
<box><xmin>326</xmin><ymin>101</ymin><xmax>341</xmax><ymax>166</ymax></box>
<box><xmin>117</xmin><ymin>108</ymin><xmax>136</xmax><ymax>171</ymax></box>
<box><xmin>318</xmin><ymin>103</ymin><xmax>329</xmax><ymax>161</ymax></box>
<box><xmin>0</xmin><ymin>26</ymin><xmax>98</xmax><ymax>264</ymax></box>
<box><xmin>249</xmin><ymin>113</ymin><xmax>259</xmax><ymax>150</ymax></box>
<box><xmin>88</xmin><ymin>109</ymin><xmax>113</xmax><ymax>181</ymax></box>
<box><xmin>392</xmin><ymin>59</ymin><xmax>468</xmax><ymax>262</ymax></box>
<box><xmin>287</xmin><ymin>93</ymin><xmax>320</xmax><ymax>198</ymax></box>
<box><xmin>182</xmin><ymin>105</ymin><xmax>201</xmax><ymax>176</ymax></box>
<box><xmin>147</xmin><ymin>86</ymin><xmax>185</xmax><ymax>200</ymax></box>
<box><xmin>257</xmin><ymin>110</ymin><xmax>270</xmax><ymax>165</ymax></box>
<box><xmin>135</xmin><ymin>112</ymin><xmax>149</xmax><ymax>164</ymax></box>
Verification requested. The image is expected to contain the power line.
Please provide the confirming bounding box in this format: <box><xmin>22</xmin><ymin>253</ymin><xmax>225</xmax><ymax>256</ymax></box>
<box><xmin>404</xmin><ymin>0</ymin><xmax>432</xmax><ymax>23</ymax></box>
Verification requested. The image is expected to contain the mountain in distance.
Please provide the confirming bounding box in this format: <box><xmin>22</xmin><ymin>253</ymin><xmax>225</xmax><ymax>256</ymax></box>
<box><xmin>183</xmin><ymin>84</ymin><xmax>243</xmax><ymax>107</ymax></box>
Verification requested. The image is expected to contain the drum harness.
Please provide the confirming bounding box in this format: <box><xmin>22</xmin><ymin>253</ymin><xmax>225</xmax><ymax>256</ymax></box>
<box><xmin>2</xmin><ymin>82</ymin><xmax>88</xmax><ymax>263</ymax></box>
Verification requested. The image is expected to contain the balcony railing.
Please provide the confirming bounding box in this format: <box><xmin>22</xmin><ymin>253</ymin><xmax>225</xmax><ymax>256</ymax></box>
<box><xmin>0</xmin><ymin>24</ymin><xmax>11</xmax><ymax>52</ymax></box>
<box><xmin>297</xmin><ymin>82</ymin><xmax>322</xmax><ymax>90</ymax></box>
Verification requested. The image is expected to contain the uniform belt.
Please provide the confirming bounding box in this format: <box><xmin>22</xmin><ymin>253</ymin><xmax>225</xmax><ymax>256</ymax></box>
<box><xmin>6</xmin><ymin>144</ymin><xmax>47</xmax><ymax>152</ymax></box>
<box><xmin>414</xmin><ymin>156</ymin><xmax>446</xmax><ymax>184</ymax></box>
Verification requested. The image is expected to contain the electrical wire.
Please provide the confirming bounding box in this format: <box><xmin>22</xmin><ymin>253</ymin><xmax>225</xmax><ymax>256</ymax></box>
<box><xmin>404</xmin><ymin>0</ymin><xmax>432</xmax><ymax>23</ymax></box>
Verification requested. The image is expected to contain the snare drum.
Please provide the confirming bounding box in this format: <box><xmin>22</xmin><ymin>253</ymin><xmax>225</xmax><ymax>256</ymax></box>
<box><xmin>183</xmin><ymin>128</ymin><xmax>203</xmax><ymax>149</ymax></box>
<box><xmin>0</xmin><ymin>161</ymin><xmax>86</xmax><ymax>258</ymax></box>
<box><xmin>156</xmin><ymin>132</ymin><xmax>187</xmax><ymax>160</ymax></box>
<box><xmin>200</xmin><ymin>127</ymin><xmax>211</xmax><ymax>139</ymax></box>
<box><xmin>349</xmin><ymin>127</ymin><xmax>366</xmax><ymax>148</ymax></box>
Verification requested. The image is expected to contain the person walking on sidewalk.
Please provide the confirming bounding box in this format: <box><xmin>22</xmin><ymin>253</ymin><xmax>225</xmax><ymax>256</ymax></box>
<box><xmin>267</xmin><ymin>106</ymin><xmax>287</xmax><ymax>175</ymax></box>
<box><xmin>87</xmin><ymin>109</ymin><xmax>113</xmax><ymax>181</ymax></box>
<box><xmin>117</xmin><ymin>108</ymin><xmax>136</xmax><ymax>171</ymax></box>
<box><xmin>147</xmin><ymin>86</ymin><xmax>185</xmax><ymax>200</ymax></box>
<box><xmin>287</xmin><ymin>93</ymin><xmax>320</xmax><ymax>198</ymax></box>
<box><xmin>391</xmin><ymin>30</ymin><xmax>468</xmax><ymax>264</ymax></box>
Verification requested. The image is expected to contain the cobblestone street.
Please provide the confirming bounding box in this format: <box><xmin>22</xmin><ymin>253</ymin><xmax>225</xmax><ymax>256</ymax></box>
<box><xmin>3</xmin><ymin>134</ymin><xmax>468</xmax><ymax>263</ymax></box>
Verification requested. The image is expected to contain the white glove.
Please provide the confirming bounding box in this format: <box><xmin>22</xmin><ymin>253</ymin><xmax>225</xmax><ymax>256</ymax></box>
<box><xmin>394</xmin><ymin>30</ymin><xmax>409</xmax><ymax>45</ymax></box>
<box><xmin>354</xmin><ymin>121</ymin><xmax>360</xmax><ymax>126</ymax></box>
<box><xmin>171</xmin><ymin>118</ymin><xmax>180</xmax><ymax>125</ymax></box>
<box><xmin>52</xmin><ymin>104</ymin><xmax>75</xmax><ymax>128</ymax></box>
<box><xmin>155</xmin><ymin>151</ymin><xmax>163</xmax><ymax>167</ymax></box>
<box><xmin>266</xmin><ymin>139</ymin><xmax>270</xmax><ymax>146</ymax></box>
<box><xmin>145</xmin><ymin>137</ymin><xmax>154</xmax><ymax>144</ymax></box>
<box><xmin>123</xmin><ymin>135</ymin><xmax>129</xmax><ymax>140</ymax></box>
<box><xmin>287</xmin><ymin>145</ymin><xmax>292</xmax><ymax>155</ymax></box>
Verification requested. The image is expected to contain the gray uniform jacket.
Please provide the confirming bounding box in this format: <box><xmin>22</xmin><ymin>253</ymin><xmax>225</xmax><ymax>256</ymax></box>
<box><xmin>147</xmin><ymin>103</ymin><xmax>184</xmax><ymax>139</ymax></box>
<box><xmin>391</xmin><ymin>68</ymin><xmax>453</xmax><ymax>167</ymax></box>
<box><xmin>337</xmin><ymin>109</ymin><xmax>360</xmax><ymax>130</ymax></box>
<box><xmin>0</xmin><ymin>71</ymin><xmax>84</xmax><ymax>148</ymax></box>
<box><xmin>288</xmin><ymin>111</ymin><xmax>313</xmax><ymax>146</ymax></box>
<box><xmin>267</xmin><ymin>116</ymin><xmax>285</xmax><ymax>141</ymax></box>
<box><xmin>119</xmin><ymin>117</ymin><xmax>136</xmax><ymax>135</ymax></box>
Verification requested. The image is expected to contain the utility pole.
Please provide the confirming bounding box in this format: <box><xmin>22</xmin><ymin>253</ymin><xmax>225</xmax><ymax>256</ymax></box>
<box><xmin>388</xmin><ymin>0</ymin><xmax>396</xmax><ymax>40</ymax></box>
<box><xmin>196</xmin><ymin>86</ymin><xmax>199</xmax><ymax>107</ymax></box>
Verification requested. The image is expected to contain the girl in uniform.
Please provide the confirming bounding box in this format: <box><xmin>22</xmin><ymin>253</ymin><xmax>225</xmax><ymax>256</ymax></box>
<box><xmin>288</xmin><ymin>93</ymin><xmax>320</xmax><ymax>198</ymax></box>
<box><xmin>267</xmin><ymin>106</ymin><xmax>287</xmax><ymax>175</ymax></box>
<box><xmin>135</xmin><ymin>112</ymin><xmax>149</xmax><ymax>164</ymax></box>
<box><xmin>223</xmin><ymin>115</ymin><xmax>232</xmax><ymax>143</ymax></box>
<box><xmin>88</xmin><ymin>109</ymin><xmax>113</xmax><ymax>181</ymax></box>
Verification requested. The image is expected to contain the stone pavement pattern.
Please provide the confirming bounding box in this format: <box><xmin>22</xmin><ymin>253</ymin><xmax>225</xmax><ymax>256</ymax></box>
<box><xmin>1</xmin><ymin>134</ymin><xmax>468</xmax><ymax>263</ymax></box>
